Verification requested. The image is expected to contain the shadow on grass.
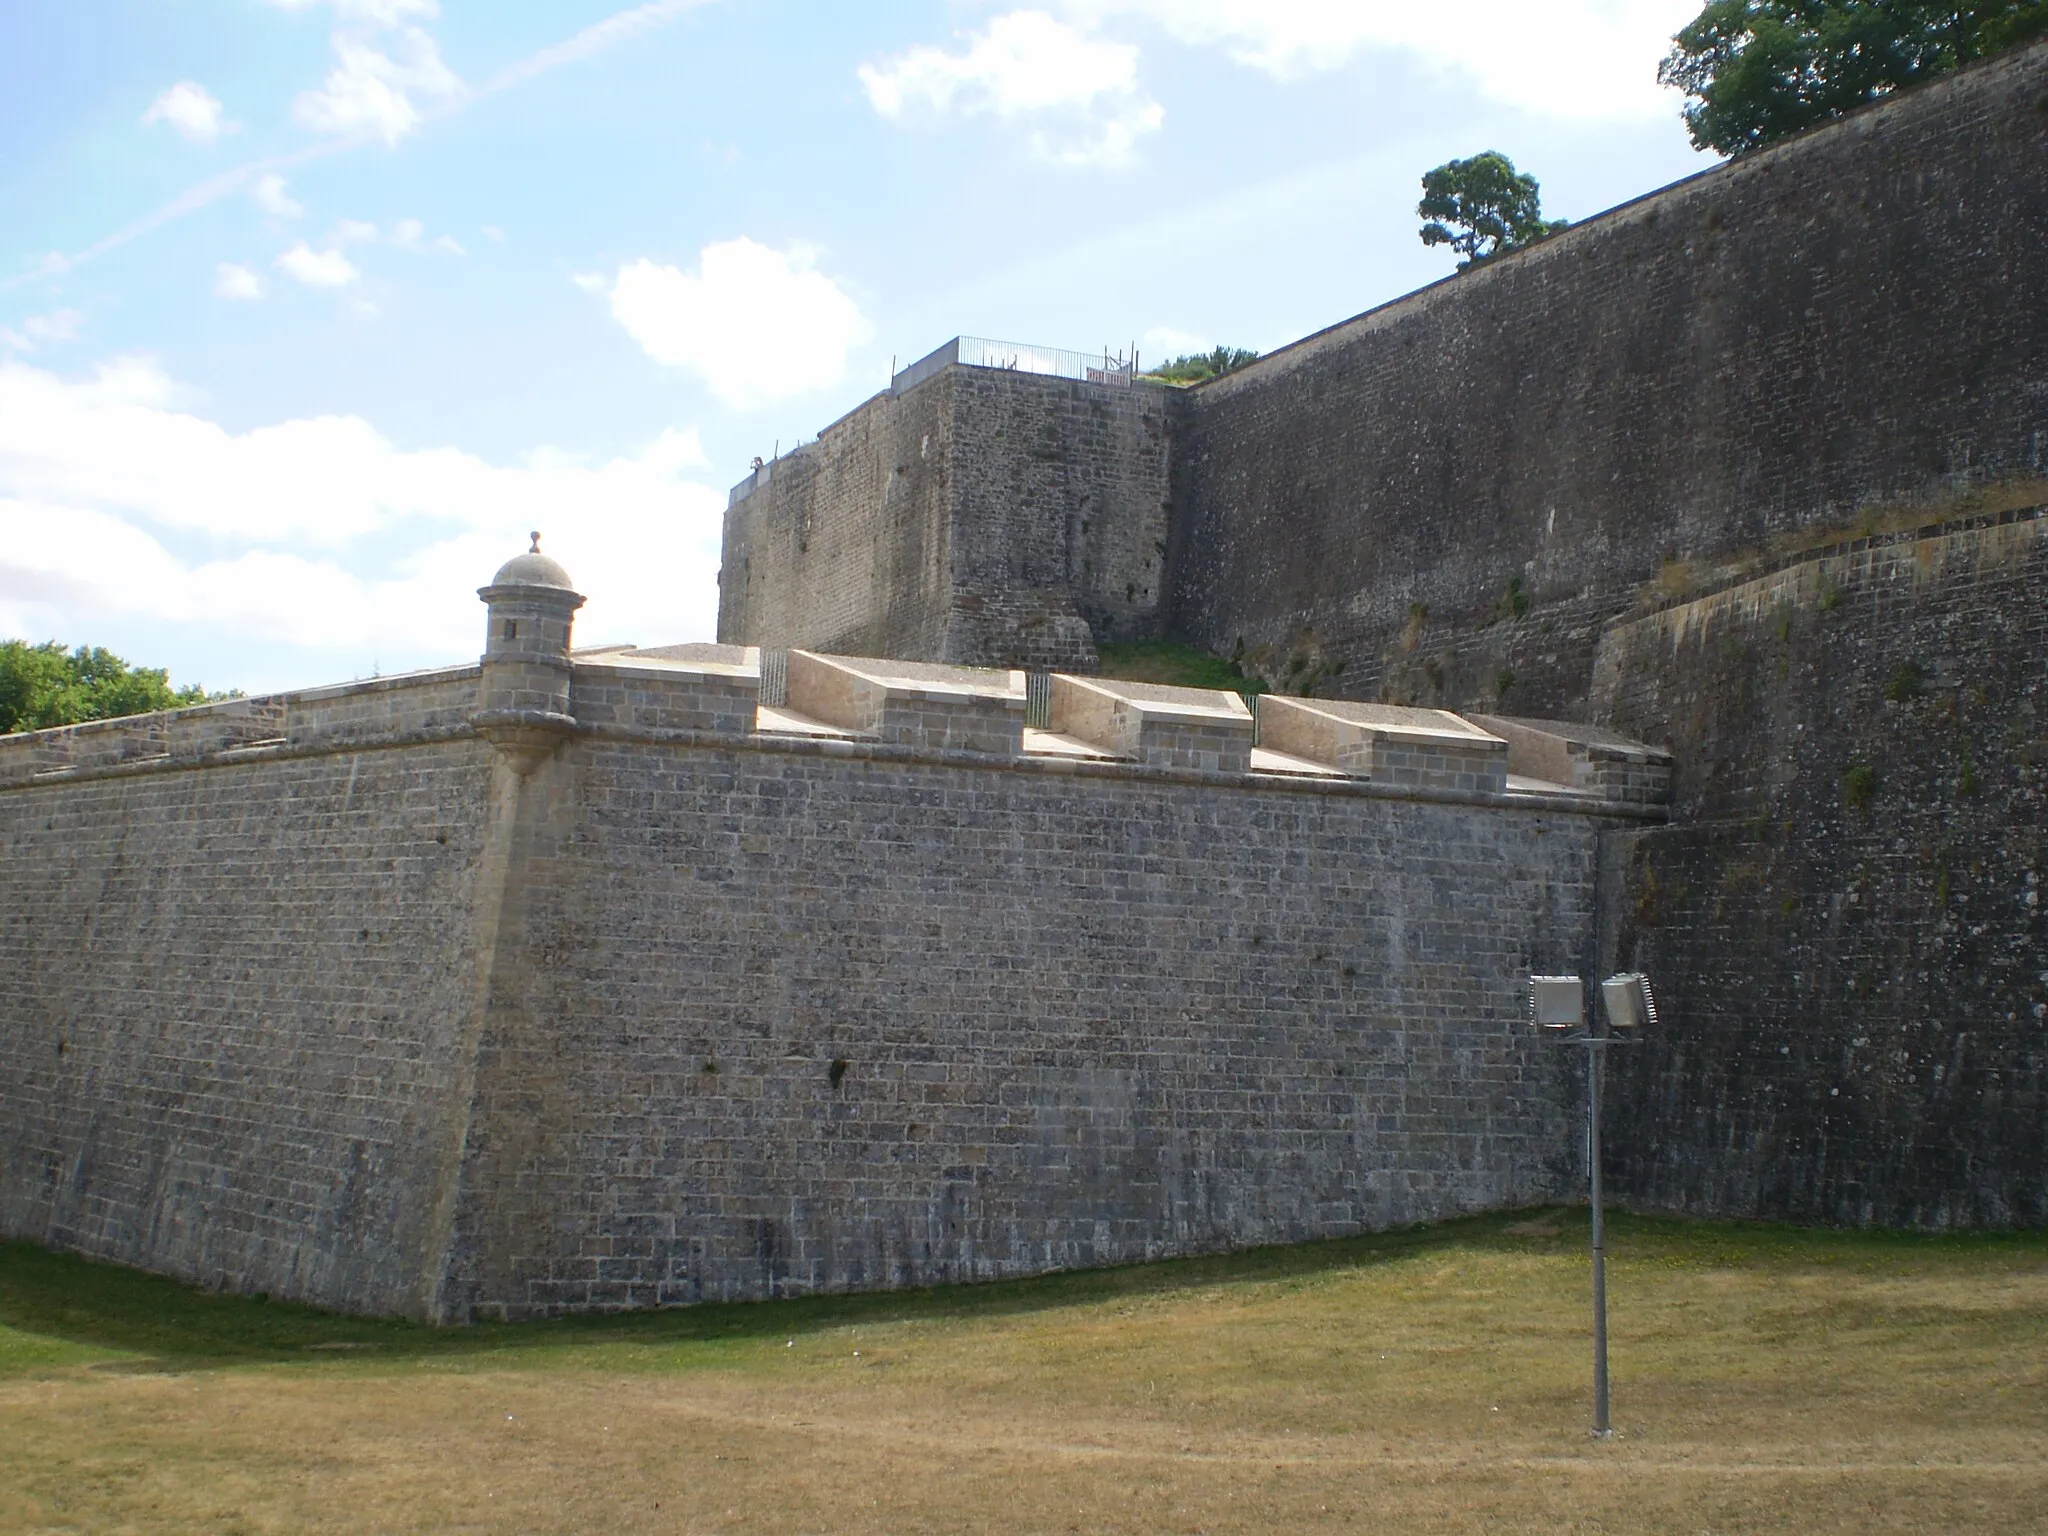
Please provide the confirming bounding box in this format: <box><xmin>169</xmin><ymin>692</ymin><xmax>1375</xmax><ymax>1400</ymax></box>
<box><xmin>4</xmin><ymin>1209</ymin><xmax>2040</xmax><ymax>1374</ymax></box>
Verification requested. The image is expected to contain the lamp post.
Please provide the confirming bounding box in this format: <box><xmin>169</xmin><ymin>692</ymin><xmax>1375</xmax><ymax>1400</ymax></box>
<box><xmin>1527</xmin><ymin>971</ymin><xmax>1657</xmax><ymax>1437</ymax></box>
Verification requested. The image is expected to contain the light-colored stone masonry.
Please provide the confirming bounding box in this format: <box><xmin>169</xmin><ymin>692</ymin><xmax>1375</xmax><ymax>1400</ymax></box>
<box><xmin>0</xmin><ymin>556</ymin><xmax>1667</xmax><ymax>1319</ymax></box>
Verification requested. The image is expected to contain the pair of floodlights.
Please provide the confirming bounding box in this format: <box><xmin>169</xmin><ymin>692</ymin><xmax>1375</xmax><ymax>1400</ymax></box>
<box><xmin>1527</xmin><ymin>973</ymin><xmax>1658</xmax><ymax>1034</ymax></box>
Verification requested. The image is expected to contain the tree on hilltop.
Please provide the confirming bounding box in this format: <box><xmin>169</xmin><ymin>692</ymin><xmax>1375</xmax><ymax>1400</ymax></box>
<box><xmin>1417</xmin><ymin>153</ymin><xmax>1569</xmax><ymax>270</ymax></box>
<box><xmin>0</xmin><ymin>640</ymin><xmax>219</xmax><ymax>734</ymax></box>
<box><xmin>1145</xmin><ymin>347</ymin><xmax>1260</xmax><ymax>385</ymax></box>
<box><xmin>1660</xmin><ymin>1</ymin><xmax>2048</xmax><ymax>157</ymax></box>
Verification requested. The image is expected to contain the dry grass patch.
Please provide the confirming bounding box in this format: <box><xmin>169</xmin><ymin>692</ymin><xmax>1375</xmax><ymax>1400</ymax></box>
<box><xmin>2</xmin><ymin>1212</ymin><xmax>2044</xmax><ymax>1534</ymax></box>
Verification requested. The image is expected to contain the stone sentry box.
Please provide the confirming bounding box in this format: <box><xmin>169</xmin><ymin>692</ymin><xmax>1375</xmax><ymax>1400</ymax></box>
<box><xmin>1260</xmin><ymin>698</ymin><xmax>1509</xmax><ymax>794</ymax></box>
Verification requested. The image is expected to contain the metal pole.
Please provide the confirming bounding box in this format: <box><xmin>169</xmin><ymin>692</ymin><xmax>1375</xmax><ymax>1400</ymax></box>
<box><xmin>1588</xmin><ymin>1033</ymin><xmax>1611</xmax><ymax>1435</ymax></box>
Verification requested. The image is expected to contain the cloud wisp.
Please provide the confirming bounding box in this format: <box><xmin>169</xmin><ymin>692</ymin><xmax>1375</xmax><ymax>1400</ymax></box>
<box><xmin>214</xmin><ymin>264</ymin><xmax>267</xmax><ymax>301</ymax></box>
<box><xmin>593</xmin><ymin>238</ymin><xmax>875</xmax><ymax>409</ymax></box>
<box><xmin>861</xmin><ymin>10</ymin><xmax>1162</xmax><ymax>168</ymax></box>
<box><xmin>3</xmin><ymin>1</ymin><xmax>714</xmax><ymax>294</ymax></box>
<box><xmin>1055</xmin><ymin>0</ymin><xmax>1697</xmax><ymax>120</ymax></box>
<box><xmin>275</xmin><ymin>243</ymin><xmax>360</xmax><ymax>288</ymax></box>
<box><xmin>0</xmin><ymin>354</ymin><xmax>725</xmax><ymax>677</ymax></box>
<box><xmin>142</xmin><ymin>81</ymin><xmax>237</xmax><ymax>145</ymax></box>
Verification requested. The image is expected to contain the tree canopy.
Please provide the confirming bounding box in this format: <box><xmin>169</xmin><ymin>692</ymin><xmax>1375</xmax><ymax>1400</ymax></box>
<box><xmin>1144</xmin><ymin>347</ymin><xmax>1260</xmax><ymax>385</ymax></box>
<box><xmin>0</xmin><ymin>640</ymin><xmax>218</xmax><ymax>735</ymax></box>
<box><xmin>1417</xmin><ymin>153</ymin><xmax>1569</xmax><ymax>270</ymax></box>
<box><xmin>1660</xmin><ymin>1</ymin><xmax>2048</xmax><ymax>157</ymax></box>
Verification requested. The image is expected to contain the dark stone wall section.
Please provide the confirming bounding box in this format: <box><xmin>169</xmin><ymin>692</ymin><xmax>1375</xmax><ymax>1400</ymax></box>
<box><xmin>1167</xmin><ymin>45</ymin><xmax>2048</xmax><ymax>720</ymax></box>
<box><xmin>1595</xmin><ymin>512</ymin><xmax>2048</xmax><ymax>1226</ymax></box>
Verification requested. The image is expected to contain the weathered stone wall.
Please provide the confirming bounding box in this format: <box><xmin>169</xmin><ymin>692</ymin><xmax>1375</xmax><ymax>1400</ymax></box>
<box><xmin>441</xmin><ymin>734</ymin><xmax>1600</xmax><ymax>1318</ymax></box>
<box><xmin>943</xmin><ymin>370</ymin><xmax>1172</xmax><ymax>668</ymax></box>
<box><xmin>1592</xmin><ymin>509</ymin><xmax>2048</xmax><ymax>1226</ymax></box>
<box><xmin>718</xmin><ymin>377</ymin><xmax>956</xmax><ymax>662</ymax></box>
<box><xmin>717</xmin><ymin>367</ymin><xmax>1172</xmax><ymax>671</ymax></box>
<box><xmin>0</xmin><ymin>726</ymin><xmax>495</xmax><ymax>1316</ymax></box>
<box><xmin>1166</xmin><ymin>43</ymin><xmax>2048</xmax><ymax>718</ymax></box>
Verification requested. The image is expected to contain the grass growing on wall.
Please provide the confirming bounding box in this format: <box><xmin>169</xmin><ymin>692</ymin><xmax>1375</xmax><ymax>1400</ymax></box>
<box><xmin>1096</xmin><ymin>640</ymin><xmax>1266</xmax><ymax>696</ymax></box>
<box><xmin>3</xmin><ymin>1215</ymin><xmax>2045</xmax><ymax>1533</ymax></box>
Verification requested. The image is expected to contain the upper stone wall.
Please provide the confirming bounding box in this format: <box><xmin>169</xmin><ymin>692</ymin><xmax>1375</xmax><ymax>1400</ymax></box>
<box><xmin>717</xmin><ymin>363</ymin><xmax>1173</xmax><ymax>671</ymax></box>
<box><xmin>719</xmin><ymin>376</ymin><xmax>956</xmax><ymax>662</ymax></box>
<box><xmin>1166</xmin><ymin>43</ymin><xmax>2048</xmax><ymax>718</ymax></box>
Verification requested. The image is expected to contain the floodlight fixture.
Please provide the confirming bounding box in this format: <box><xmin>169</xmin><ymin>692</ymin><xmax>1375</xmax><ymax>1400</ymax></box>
<box><xmin>1525</xmin><ymin>967</ymin><xmax>1659</xmax><ymax>1438</ymax></box>
<box><xmin>1600</xmin><ymin>973</ymin><xmax>1658</xmax><ymax>1031</ymax></box>
<box><xmin>1528</xmin><ymin>975</ymin><xmax>1584</xmax><ymax>1031</ymax></box>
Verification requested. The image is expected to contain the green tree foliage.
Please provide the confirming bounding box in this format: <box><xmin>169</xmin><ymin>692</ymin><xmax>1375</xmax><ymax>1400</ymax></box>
<box><xmin>0</xmin><ymin>640</ymin><xmax>217</xmax><ymax>734</ymax></box>
<box><xmin>1417</xmin><ymin>152</ymin><xmax>1569</xmax><ymax>269</ymax></box>
<box><xmin>1660</xmin><ymin>1</ymin><xmax>2048</xmax><ymax>157</ymax></box>
<box><xmin>1144</xmin><ymin>346</ymin><xmax>1260</xmax><ymax>385</ymax></box>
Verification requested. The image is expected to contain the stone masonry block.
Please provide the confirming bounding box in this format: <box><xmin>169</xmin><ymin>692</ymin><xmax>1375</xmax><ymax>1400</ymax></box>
<box><xmin>1260</xmin><ymin>698</ymin><xmax>1508</xmax><ymax>793</ymax></box>
<box><xmin>786</xmin><ymin>652</ymin><xmax>1024</xmax><ymax>756</ymax></box>
<box><xmin>1048</xmin><ymin>675</ymin><xmax>1254</xmax><ymax>773</ymax></box>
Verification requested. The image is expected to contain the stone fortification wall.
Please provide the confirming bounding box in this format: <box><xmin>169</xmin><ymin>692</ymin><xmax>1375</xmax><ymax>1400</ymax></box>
<box><xmin>1592</xmin><ymin>508</ymin><xmax>2048</xmax><ymax>1226</ymax></box>
<box><xmin>442</xmin><ymin>732</ymin><xmax>1600</xmax><ymax>1318</ymax></box>
<box><xmin>942</xmin><ymin>368</ymin><xmax>1172</xmax><ymax>668</ymax></box>
<box><xmin>0</xmin><ymin>669</ymin><xmax>498</xmax><ymax>1317</ymax></box>
<box><xmin>718</xmin><ymin>364</ymin><xmax>1172</xmax><ymax>671</ymax></box>
<box><xmin>0</xmin><ymin>628</ymin><xmax>1655</xmax><ymax>1319</ymax></box>
<box><xmin>1166</xmin><ymin>43</ymin><xmax>2048</xmax><ymax>718</ymax></box>
<box><xmin>718</xmin><ymin>378</ymin><xmax>955</xmax><ymax>663</ymax></box>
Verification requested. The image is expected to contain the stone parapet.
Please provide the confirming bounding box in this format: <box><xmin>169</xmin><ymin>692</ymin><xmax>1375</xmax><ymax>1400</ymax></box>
<box><xmin>572</xmin><ymin>650</ymin><xmax>760</xmax><ymax>738</ymax></box>
<box><xmin>1260</xmin><ymin>698</ymin><xmax>1508</xmax><ymax>794</ymax></box>
<box><xmin>1048</xmin><ymin>675</ymin><xmax>1254</xmax><ymax>773</ymax></box>
<box><xmin>786</xmin><ymin>651</ymin><xmax>1026</xmax><ymax>756</ymax></box>
<box><xmin>1465</xmin><ymin>714</ymin><xmax>1672</xmax><ymax>805</ymax></box>
<box><xmin>285</xmin><ymin>667</ymin><xmax>482</xmax><ymax>749</ymax></box>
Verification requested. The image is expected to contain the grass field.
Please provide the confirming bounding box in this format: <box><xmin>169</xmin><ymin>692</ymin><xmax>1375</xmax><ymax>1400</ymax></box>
<box><xmin>3</xmin><ymin>1209</ymin><xmax>2044</xmax><ymax>1534</ymax></box>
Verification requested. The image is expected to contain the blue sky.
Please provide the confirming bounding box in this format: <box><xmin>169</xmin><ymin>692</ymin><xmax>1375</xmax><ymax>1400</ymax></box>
<box><xmin>0</xmin><ymin>0</ymin><xmax>1714</xmax><ymax>694</ymax></box>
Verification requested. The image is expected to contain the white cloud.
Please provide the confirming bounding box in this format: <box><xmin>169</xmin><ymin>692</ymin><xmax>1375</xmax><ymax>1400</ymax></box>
<box><xmin>599</xmin><ymin>239</ymin><xmax>875</xmax><ymax>409</ymax></box>
<box><xmin>0</xmin><ymin>354</ymin><xmax>725</xmax><ymax>667</ymax></box>
<box><xmin>1057</xmin><ymin>0</ymin><xmax>1697</xmax><ymax>119</ymax></box>
<box><xmin>331</xmin><ymin>217</ymin><xmax>380</xmax><ymax>244</ymax></box>
<box><xmin>293</xmin><ymin>29</ymin><xmax>463</xmax><ymax>144</ymax></box>
<box><xmin>861</xmin><ymin>10</ymin><xmax>1162</xmax><ymax>168</ymax></box>
<box><xmin>481</xmin><ymin>225</ymin><xmax>505</xmax><ymax>242</ymax></box>
<box><xmin>390</xmin><ymin>217</ymin><xmax>464</xmax><ymax>254</ymax></box>
<box><xmin>214</xmin><ymin>264</ymin><xmax>266</xmax><ymax>301</ymax></box>
<box><xmin>142</xmin><ymin>81</ymin><xmax>235</xmax><ymax>145</ymax></box>
<box><xmin>0</xmin><ymin>309</ymin><xmax>86</xmax><ymax>354</ymax></box>
<box><xmin>276</xmin><ymin>243</ymin><xmax>360</xmax><ymax>287</ymax></box>
<box><xmin>252</xmin><ymin>173</ymin><xmax>305</xmax><ymax>218</ymax></box>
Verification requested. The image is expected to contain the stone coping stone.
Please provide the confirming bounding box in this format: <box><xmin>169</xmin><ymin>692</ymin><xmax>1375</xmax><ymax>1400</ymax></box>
<box><xmin>1021</xmin><ymin>728</ymin><xmax>1121</xmax><ymax>761</ymax></box>
<box><xmin>1465</xmin><ymin>713</ymin><xmax>1672</xmax><ymax>761</ymax></box>
<box><xmin>1465</xmin><ymin>714</ymin><xmax>1672</xmax><ymax>806</ymax></box>
<box><xmin>794</xmin><ymin>652</ymin><xmax>1026</xmax><ymax>699</ymax></box>
<box><xmin>787</xmin><ymin>651</ymin><xmax>1025</xmax><ymax>756</ymax></box>
<box><xmin>1048</xmin><ymin>675</ymin><xmax>1255</xmax><ymax>772</ymax></box>
<box><xmin>1060</xmin><ymin>674</ymin><xmax>1252</xmax><ymax>719</ymax></box>
<box><xmin>607</xmin><ymin>643</ymin><xmax>762</xmax><ymax>675</ymax></box>
<box><xmin>574</xmin><ymin>652</ymin><xmax>761</xmax><ymax>683</ymax></box>
<box><xmin>753</xmin><ymin>704</ymin><xmax>865</xmax><ymax>740</ymax></box>
<box><xmin>1253</xmin><ymin>704</ymin><xmax>1515</xmax><ymax>774</ymax></box>
<box><xmin>283</xmin><ymin>663</ymin><xmax>480</xmax><ymax>705</ymax></box>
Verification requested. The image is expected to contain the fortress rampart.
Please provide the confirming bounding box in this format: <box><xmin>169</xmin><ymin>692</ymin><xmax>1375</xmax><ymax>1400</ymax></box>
<box><xmin>0</xmin><ymin>561</ymin><xmax>1660</xmax><ymax>1319</ymax></box>
<box><xmin>714</xmin><ymin>45</ymin><xmax>2048</xmax><ymax>1236</ymax></box>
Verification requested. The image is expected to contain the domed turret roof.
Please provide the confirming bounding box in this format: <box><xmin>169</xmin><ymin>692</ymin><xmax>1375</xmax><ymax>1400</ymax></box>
<box><xmin>490</xmin><ymin>533</ymin><xmax>575</xmax><ymax>591</ymax></box>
